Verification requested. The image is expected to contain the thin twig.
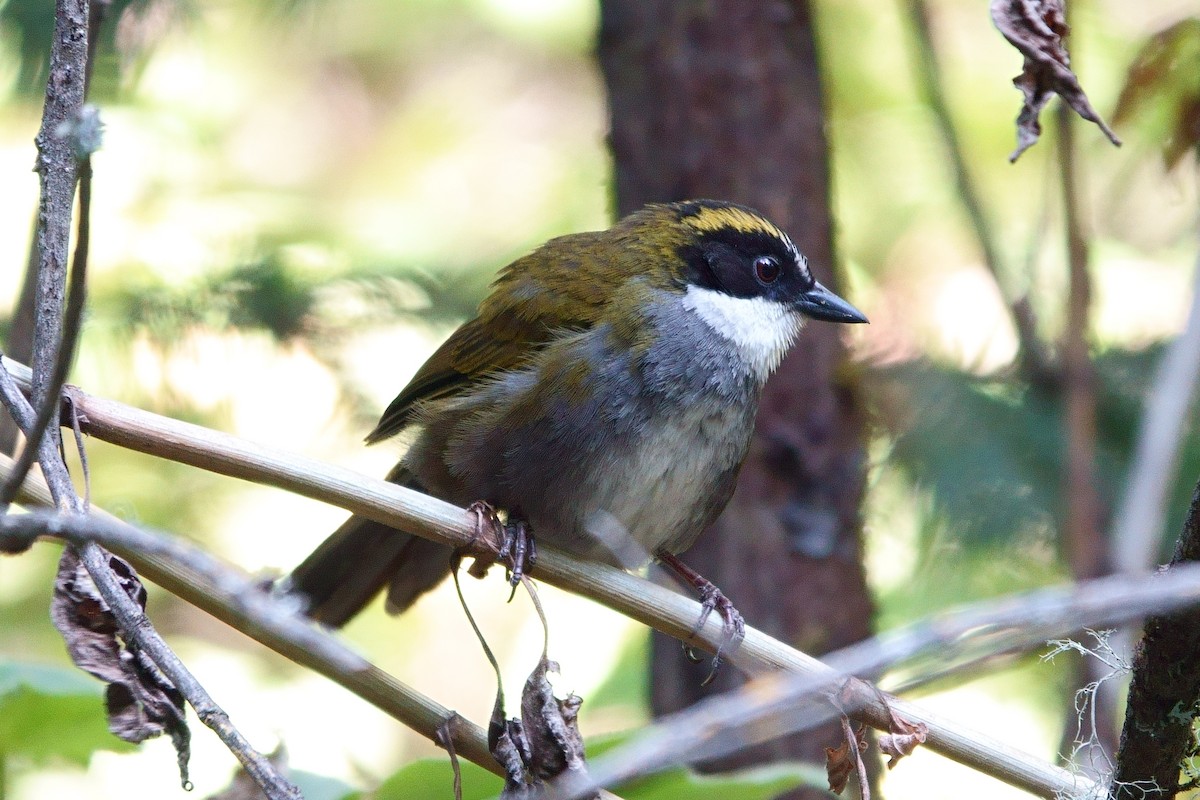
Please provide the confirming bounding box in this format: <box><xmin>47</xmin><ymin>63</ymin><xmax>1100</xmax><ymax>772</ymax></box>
<box><xmin>1111</xmin><ymin>246</ymin><xmax>1200</xmax><ymax>574</ymax></box>
<box><xmin>563</xmin><ymin>562</ymin><xmax>1200</xmax><ymax>800</ymax></box>
<box><xmin>1057</xmin><ymin>98</ymin><xmax>1105</xmax><ymax>582</ymax></box>
<box><xmin>0</xmin><ymin>456</ymin><xmax>624</xmax><ymax>800</ymax></box>
<box><xmin>0</xmin><ymin>373</ymin><xmax>301</xmax><ymax>799</ymax></box>
<box><xmin>1057</xmin><ymin>91</ymin><xmax>1116</xmax><ymax>759</ymax></box>
<box><xmin>902</xmin><ymin>0</ymin><xmax>1056</xmax><ymax>385</ymax></box>
<box><xmin>0</xmin><ymin>150</ymin><xmax>93</xmax><ymax>511</ymax></box>
<box><xmin>0</xmin><ymin>359</ymin><xmax>1085</xmax><ymax>800</ymax></box>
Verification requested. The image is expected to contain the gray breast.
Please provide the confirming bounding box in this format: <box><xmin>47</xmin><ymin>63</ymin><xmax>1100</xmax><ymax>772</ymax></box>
<box><xmin>404</xmin><ymin>292</ymin><xmax>763</xmax><ymax>567</ymax></box>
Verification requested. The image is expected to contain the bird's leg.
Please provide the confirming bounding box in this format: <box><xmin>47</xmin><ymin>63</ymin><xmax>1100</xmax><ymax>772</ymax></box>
<box><xmin>465</xmin><ymin>501</ymin><xmax>537</xmax><ymax>588</ymax></box>
<box><xmin>655</xmin><ymin>550</ymin><xmax>745</xmax><ymax>684</ymax></box>
<box><xmin>496</xmin><ymin>514</ymin><xmax>536</xmax><ymax>588</ymax></box>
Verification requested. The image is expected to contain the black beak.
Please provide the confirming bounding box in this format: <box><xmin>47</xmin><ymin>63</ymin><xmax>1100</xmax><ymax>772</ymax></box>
<box><xmin>794</xmin><ymin>281</ymin><xmax>868</xmax><ymax>324</ymax></box>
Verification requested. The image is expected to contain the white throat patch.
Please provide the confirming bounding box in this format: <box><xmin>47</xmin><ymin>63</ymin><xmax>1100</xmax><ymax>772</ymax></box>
<box><xmin>681</xmin><ymin>285</ymin><xmax>802</xmax><ymax>381</ymax></box>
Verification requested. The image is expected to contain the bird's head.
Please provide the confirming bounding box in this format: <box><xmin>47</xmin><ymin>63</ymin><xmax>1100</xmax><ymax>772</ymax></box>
<box><xmin>619</xmin><ymin>199</ymin><xmax>867</xmax><ymax>377</ymax></box>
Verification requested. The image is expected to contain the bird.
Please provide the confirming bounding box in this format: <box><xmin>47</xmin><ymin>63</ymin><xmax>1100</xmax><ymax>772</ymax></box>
<box><xmin>284</xmin><ymin>199</ymin><xmax>867</xmax><ymax>651</ymax></box>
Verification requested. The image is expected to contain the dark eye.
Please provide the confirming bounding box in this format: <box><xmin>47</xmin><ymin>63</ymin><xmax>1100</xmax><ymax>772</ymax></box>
<box><xmin>754</xmin><ymin>255</ymin><xmax>781</xmax><ymax>283</ymax></box>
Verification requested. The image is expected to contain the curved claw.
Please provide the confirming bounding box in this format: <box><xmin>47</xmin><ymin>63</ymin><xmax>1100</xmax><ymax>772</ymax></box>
<box><xmin>656</xmin><ymin>551</ymin><xmax>746</xmax><ymax>685</ymax></box>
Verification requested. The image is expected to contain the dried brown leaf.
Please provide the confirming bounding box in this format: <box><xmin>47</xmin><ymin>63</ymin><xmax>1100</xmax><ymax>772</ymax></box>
<box><xmin>878</xmin><ymin>719</ymin><xmax>929</xmax><ymax>769</ymax></box>
<box><xmin>520</xmin><ymin>658</ymin><xmax>588</xmax><ymax>785</ymax></box>
<box><xmin>825</xmin><ymin>717</ymin><xmax>870</xmax><ymax>797</ymax></box>
<box><xmin>825</xmin><ymin>740</ymin><xmax>854</xmax><ymax>794</ymax></box>
<box><xmin>1113</xmin><ymin>19</ymin><xmax>1200</xmax><ymax>169</ymax></box>
<box><xmin>51</xmin><ymin>548</ymin><xmax>191</xmax><ymax>782</ymax></box>
<box><xmin>990</xmin><ymin>0</ymin><xmax>1121</xmax><ymax>161</ymax></box>
<box><xmin>490</xmin><ymin>657</ymin><xmax>595</xmax><ymax>800</ymax></box>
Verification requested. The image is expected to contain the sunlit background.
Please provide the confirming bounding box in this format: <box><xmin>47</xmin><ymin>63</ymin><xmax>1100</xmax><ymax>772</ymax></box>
<box><xmin>2</xmin><ymin>0</ymin><xmax>1199</xmax><ymax>797</ymax></box>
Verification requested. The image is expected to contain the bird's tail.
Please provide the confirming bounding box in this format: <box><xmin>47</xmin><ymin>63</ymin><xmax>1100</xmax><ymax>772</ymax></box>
<box><xmin>283</xmin><ymin>467</ymin><xmax>452</xmax><ymax>627</ymax></box>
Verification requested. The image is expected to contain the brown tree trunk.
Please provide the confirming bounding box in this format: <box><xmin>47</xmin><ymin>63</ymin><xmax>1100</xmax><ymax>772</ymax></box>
<box><xmin>598</xmin><ymin>0</ymin><xmax>875</xmax><ymax>791</ymax></box>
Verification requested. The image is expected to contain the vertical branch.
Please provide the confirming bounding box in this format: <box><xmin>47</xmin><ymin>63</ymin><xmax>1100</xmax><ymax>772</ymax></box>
<box><xmin>0</xmin><ymin>154</ymin><xmax>92</xmax><ymax>510</ymax></box>
<box><xmin>1</xmin><ymin>0</ymin><xmax>109</xmax><ymax>457</ymax></box>
<box><xmin>2</xmin><ymin>2</ymin><xmax>301</xmax><ymax>796</ymax></box>
<box><xmin>1111</xmin><ymin>481</ymin><xmax>1200</xmax><ymax>799</ymax></box>
<box><xmin>1056</xmin><ymin>96</ymin><xmax>1116</xmax><ymax>759</ymax></box>
<box><xmin>31</xmin><ymin>0</ymin><xmax>90</xmax><ymax>431</ymax></box>
<box><xmin>903</xmin><ymin>0</ymin><xmax>1056</xmax><ymax>386</ymax></box>
<box><xmin>1057</xmin><ymin>104</ymin><xmax>1105</xmax><ymax>583</ymax></box>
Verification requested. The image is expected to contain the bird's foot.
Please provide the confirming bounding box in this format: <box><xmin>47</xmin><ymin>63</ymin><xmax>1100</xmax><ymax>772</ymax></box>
<box><xmin>497</xmin><ymin>515</ymin><xmax>536</xmax><ymax>589</ymax></box>
<box><xmin>465</xmin><ymin>501</ymin><xmax>537</xmax><ymax>591</ymax></box>
<box><xmin>657</xmin><ymin>551</ymin><xmax>745</xmax><ymax>686</ymax></box>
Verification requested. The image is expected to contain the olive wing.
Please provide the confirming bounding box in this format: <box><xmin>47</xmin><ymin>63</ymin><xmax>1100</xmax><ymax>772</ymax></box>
<box><xmin>365</xmin><ymin>237</ymin><xmax>617</xmax><ymax>444</ymax></box>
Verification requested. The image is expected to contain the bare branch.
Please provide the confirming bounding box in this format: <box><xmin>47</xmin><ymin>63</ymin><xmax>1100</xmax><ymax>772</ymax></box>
<box><xmin>1112</xmin><ymin>481</ymin><xmax>1200</xmax><ymax>798</ymax></box>
<box><xmin>0</xmin><ymin>358</ymin><xmax>1085</xmax><ymax>799</ymax></box>
<box><xmin>0</xmin><ymin>114</ymin><xmax>96</xmax><ymax>511</ymax></box>
<box><xmin>1112</xmin><ymin>248</ymin><xmax>1200</xmax><ymax>574</ymax></box>
<box><xmin>564</xmin><ymin>563</ymin><xmax>1200</xmax><ymax>800</ymax></box>
<box><xmin>29</xmin><ymin>0</ymin><xmax>89</xmax><ymax>427</ymax></box>
<box><xmin>0</xmin><ymin>455</ymin><xmax>623</xmax><ymax>798</ymax></box>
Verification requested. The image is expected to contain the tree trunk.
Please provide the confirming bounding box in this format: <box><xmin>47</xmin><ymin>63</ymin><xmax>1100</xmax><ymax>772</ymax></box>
<box><xmin>598</xmin><ymin>0</ymin><xmax>875</xmax><ymax>790</ymax></box>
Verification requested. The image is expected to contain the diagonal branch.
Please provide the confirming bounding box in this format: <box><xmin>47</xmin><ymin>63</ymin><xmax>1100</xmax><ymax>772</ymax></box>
<box><xmin>0</xmin><ymin>363</ymin><xmax>300</xmax><ymax>799</ymax></box>
<box><xmin>1112</xmin><ymin>248</ymin><xmax>1200</xmax><ymax>575</ymax></box>
<box><xmin>0</xmin><ymin>357</ymin><xmax>1084</xmax><ymax>799</ymax></box>
<box><xmin>567</xmin><ymin>562</ymin><xmax>1200</xmax><ymax>800</ymax></box>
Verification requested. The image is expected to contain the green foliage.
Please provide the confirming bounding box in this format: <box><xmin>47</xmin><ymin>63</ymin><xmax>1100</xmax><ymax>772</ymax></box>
<box><xmin>363</xmin><ymin>746</ymin><xmax>826</xmax><ymax>800</ymax></box>
<box><xmin>287</xmin><ymin>769</ymin><xmax>359</xmax><ymax>800</ymax></box>
<box><xmin>0</xmin><ymin>661</ymin><xmax>132</xmax><ymax>766</ymax></box>
<box><xmin>89</xmin><ymin>250</ymin><xmax>483</xmax><ymax>347</ymax></box>
<box><xmin>0</xmin><ymin>0</ymin><xmax>165</xmax><ymax>99</ymax></box>
<box><xmin>584</xmin><ymin>630</ymin><xmax>649</xmax><ymax>718</ymax></box>
<box><xmin>368</xmin><ymin>757</ymin><xmax>501</xmax><ymax>800</ymax></box>
<box><xmin>611</xmin><ymin>762</ymin><xmax>828</xmax><ymax>800</ymax></box>
<box><xmin>875</xmin><ymin>345</ymin><xmax>1200</xmax><ymax>565</ymax></box>
<box><xmin>874</xmin><ymin>361</ymin><xmax>1067</xmax><ymax>553</ymax></box>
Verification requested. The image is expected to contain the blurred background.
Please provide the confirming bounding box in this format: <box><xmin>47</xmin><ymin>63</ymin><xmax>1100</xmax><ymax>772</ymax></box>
<box><xmin>1</xmin><ymin>0</ymin><xmax>1199</xmax><ymax>798</ymax></box>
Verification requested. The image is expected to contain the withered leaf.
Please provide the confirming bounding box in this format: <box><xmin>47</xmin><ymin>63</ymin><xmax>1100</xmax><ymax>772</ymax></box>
<box><xmin>519</xmin><ymin>658</ymin><xmax>588</xmax><ymax>785</ymax></box>
<box><xmin>825</xmin><ymin>740</ymin><xmax>854</xmax><ymax>795</ymax></box>
<box><xmin>51</xmin><ymin>548</ymin><xmax>191</xmax><ymax>785</ymax></box>
<box><xmin>825</xmin><ymin>718</ymin><xmax>869</xmax><ymax>796</ymax></box>
<box><xmin>878</xmin><ymin>718</ymin><xmax>928</xmax><ymax>768</ymax></box>
<box><xmin>990</xmin><ymin>0</ymin><xmax>1121</xmax><ymax>161</ymax></box>
<box><xmin>1112</xmin><ymin>19</ymin><xmax>1200</xmax><ymax>169</ymax></box>
<box><xmin>489</xmin><ymin>657</ymin><xmax>595</xmax><ymax>800</ymax></box>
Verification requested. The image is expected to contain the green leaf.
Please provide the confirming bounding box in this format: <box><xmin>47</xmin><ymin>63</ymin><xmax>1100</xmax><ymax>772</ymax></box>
<box><xmin>372</xmin><ymin>757</ymin><xmax>503</xmax><ymax>800</ymax></box>
<box><xmin>369</xmin><ymin>743</ymin><xmax>824</xmax><ymax>800</ymax></box>
<box><xmin>289</xmin><ymin>769</ymin><xmax>360</xmax><ymax>800</ymax></box>
<box><xmin>872</xmin><ymin>347</ymin><xmax>1200</xmax><ymax>572</ymax></box>
<box><xmin>0</xmin><ymin>661</ymin><xmax>134</xmax><ymax>766</ymax></box>
<box><xmin>614</xmin><ymin>762</ymin><xmax>827</xmax><ymax>800</ymax></box>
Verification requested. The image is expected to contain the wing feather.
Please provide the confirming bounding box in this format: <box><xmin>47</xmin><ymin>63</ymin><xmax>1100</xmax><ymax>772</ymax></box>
<box><xmin>365</xmin><ymin>231</ymin><xmax>628</xmax><ymax>443</ymax></box>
